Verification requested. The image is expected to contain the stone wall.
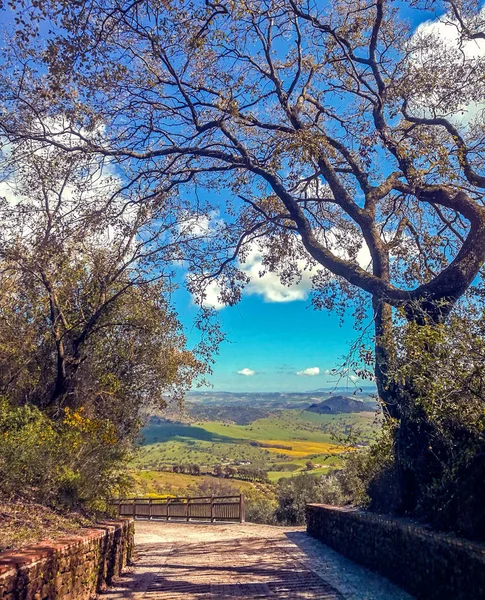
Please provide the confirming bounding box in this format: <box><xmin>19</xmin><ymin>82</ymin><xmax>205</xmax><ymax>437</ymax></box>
<box><xmin>306</xmin><ymin>504</ymin><xmax>485</xmax><ymax>600</ymax></box>
<box><xmin>0</xmin><ymin>519</ymin><xmax>133</xmax><ymax>600</ymax></box>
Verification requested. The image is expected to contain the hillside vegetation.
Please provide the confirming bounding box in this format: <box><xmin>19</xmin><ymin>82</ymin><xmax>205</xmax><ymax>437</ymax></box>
<box><xmin>130</xmin><ymin>398</ymin><xmax>379</xmax><ymax>491</ymax></box>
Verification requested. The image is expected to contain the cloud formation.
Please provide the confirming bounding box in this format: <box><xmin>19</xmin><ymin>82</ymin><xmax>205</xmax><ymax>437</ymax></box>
<box><xmin>197</xmin><ymin>233</ymin><xmax>372</xmax><ymax>310</ymax></box>
<box><xmin>296</xmin><ymin>367</ymin><xmax>320</xmax><ymax>377</ymax></box>
<box><xmin>412</xmin><ymin>9</ymin><xmax>485</xmax><ymax>126</ymax></box>
<box><xmin>237</xmin><ymin>368</ymin><xmax>255</xmax><ymax>376</ymax></box>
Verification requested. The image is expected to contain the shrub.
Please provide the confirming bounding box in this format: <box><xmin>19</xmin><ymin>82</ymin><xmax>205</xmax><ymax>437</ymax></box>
<box><xmin>244</xmin><ymin>487</ymin><xmax>278</xmax><ymax>524</ymax></box>
<box><xmin>0</xmin><ymin>400</ymin><xmax>130</xmax><ymax>511</ymax></box>
<box><xmin>341</xmin><ymin>310</ymin><xmax>485</xmax><ymax>540</ymax></box>
<box><xmin>386</xmin><ymin>315</ymin><xmax>485</xmax><ymax>539</ymax></box>
<box><xmin>275</xmin><ymin>473</ymin><xmax>348</xmax><ymax>525</ymax></box>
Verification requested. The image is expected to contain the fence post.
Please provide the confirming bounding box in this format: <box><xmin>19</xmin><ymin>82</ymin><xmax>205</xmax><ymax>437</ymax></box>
<box><xmin>118</xmin><ymin>499</ymin><xmax>122</xmax><ymax>517</ymax></box>
<box><xmin>240</xmin><ymin>494</ymin><xmax>245</xmax><ymax>523</ymax></box>
<box><xmin>132</xmin><ymin>499</ymin><xmax>136</xmax><ymax>519</ymax></box>
<box><xmin>167</xmin><ymin>497</ymin><xmax>171</xmax><ymax>521</ymax></box>
<box><xmin>210</xmin><ymin>496</ymin><xmax>215</xmax><ymax>523</ymax></box>
<box><xmin>149</xmin><ymin>498</ymin><xmax>152</xmax><ymax>520</ymax></box>
<box><xmin>187</xmin><ymin>497</ymin><xmax>190</xmax><ymax>522</ymax></box>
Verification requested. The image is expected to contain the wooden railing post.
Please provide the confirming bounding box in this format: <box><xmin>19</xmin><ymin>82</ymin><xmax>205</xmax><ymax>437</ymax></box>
<box><xmin>132</xmin><ymin>499</ymin><xmax>136</xmax><ymax>518</ymax></box>
<box><xmin>167</xmin><ymin>497</ymin><xmax>171</xmax><ymax>521</ymax></box>
<box><xmin>149</xmin><ymin>498</ymin><xmax>152</xmax><ymax>520</ymax></box>
<box><xmin>240</xmin><ymin>494</ymin><xmax>245</xmax><ymax>523</ymax></box>
<box><xmin>210</xmin><ymin>495</ymin><xmax>215</xmax><ymax>523</ymax></box>
<box><xmin>187</xmin><ymin>498</ymin><xmax>190</xmax><ymax>522</ymax></box>
<box><xmin>118</xmin><ymin>499</ymin><xmax>122</xmax><ymax>517</ymax></box>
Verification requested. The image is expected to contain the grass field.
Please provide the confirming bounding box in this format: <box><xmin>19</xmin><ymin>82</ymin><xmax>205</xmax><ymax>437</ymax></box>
<box><xmin>130</xmin><ymin>406</ymin><xmax>378</xmax><ymax>488</ymax></box>
<box><xmin>259</xmin><ymin>440</ymin><xmax>346</xmax><ymax>457</ymax></box>
<box><xmin>128</xmin><ymin>470</ymin><xmax>258</xmax><ymax>497</ymax></box>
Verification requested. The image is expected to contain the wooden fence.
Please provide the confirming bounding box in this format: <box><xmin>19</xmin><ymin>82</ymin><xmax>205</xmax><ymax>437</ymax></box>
<box><xmin>112</xmin><ymin>495</ymin><xmax>245</xmax><ymax>523</ymax></box>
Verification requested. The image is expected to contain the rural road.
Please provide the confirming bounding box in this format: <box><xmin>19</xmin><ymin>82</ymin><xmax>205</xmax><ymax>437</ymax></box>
<box><xmin>102</xmin><ymin>521</ymin><xmax>414</xmax><ymax>600</ymax></box>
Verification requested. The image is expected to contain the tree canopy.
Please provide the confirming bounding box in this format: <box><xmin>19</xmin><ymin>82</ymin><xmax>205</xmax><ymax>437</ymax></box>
<box><xmin>2</xmin><ymin>0</ymin><xmax>484</xmax><ymax>321</ymax></box>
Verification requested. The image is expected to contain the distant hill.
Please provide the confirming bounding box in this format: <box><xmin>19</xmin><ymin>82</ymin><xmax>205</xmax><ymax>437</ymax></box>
<box><xmin>308</xmin><ymin>386</ymin><xmax>377</xmax><ymax>394</ymax></box>
<box><xmin>187</xmin><ymin>404</ymin><xmax>272</xmax><ymax>425</ymax></box>
<box><xmin>306</xmin><ymin>395</ymin><xmax>377</xmax><ymax>414</ymax></box>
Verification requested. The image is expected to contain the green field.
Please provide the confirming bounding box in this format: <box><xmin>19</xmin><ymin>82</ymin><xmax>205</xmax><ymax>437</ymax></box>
<box><xmin>131</xmin><ymin>408</ymin><xmax>378</xmax><ymax>488</ymax></box>
<box><xmin>129</xmin><ymin>470</ymin><xmax>260</xmax><ymax>497</ymax></box>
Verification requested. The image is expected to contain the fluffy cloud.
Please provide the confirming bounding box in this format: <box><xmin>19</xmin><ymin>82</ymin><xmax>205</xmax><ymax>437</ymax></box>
<box><xmin>296</xmin><ymin>367</ymin><xmax>320</xmax><ymax>377</ymax></box>
<box><xmin>200</xmin><ymin>279</ymin><xmax>226</xmax><ymax>310</ymax></box>
<box><xmin>196</xmin><ymin>233</ymin><xmax>372</xmax><ymax>310</ymax></box>
<box><xmin>411</xmin><ymin>10</ymin><xmax>485</xmax><ymax>126</ymax></box>
<box><xmin>414</xmin><ymin>10</ymin><xmax>485</xmax><ymax>60</ymax></box>
<box><xmin>178</xmin><ymin>210</ymin><xmax>224</xmax><ymax>238</ymax></box>
<box><xmin>237</xmin><ymin>368</ymin><xmax>255</xmax><ymax>376</ymax></box>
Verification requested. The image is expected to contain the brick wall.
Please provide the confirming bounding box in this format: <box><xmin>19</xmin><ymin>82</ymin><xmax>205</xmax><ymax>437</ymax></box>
<box><xmin>0</xmin><ymin>519</ymin><xmax>133</xmax><ymax>600</ymax></box>
<box><xmin>306</xmin><ymin>504</ymin><xmax>485</xmax><ymax>600</ymax></box>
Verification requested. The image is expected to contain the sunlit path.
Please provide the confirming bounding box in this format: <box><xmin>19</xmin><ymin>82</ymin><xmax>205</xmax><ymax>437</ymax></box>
<box><xmin>102</xmin><ymin>522</ymin><xmax>413</xmax><ymax>600</ymax></box>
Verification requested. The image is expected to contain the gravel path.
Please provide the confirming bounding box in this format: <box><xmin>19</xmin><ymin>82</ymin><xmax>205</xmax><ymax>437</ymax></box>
<box><xmin>102</xmin><ymin>521</ymin><xmax>414</xmax><ymax>600</ymax></box>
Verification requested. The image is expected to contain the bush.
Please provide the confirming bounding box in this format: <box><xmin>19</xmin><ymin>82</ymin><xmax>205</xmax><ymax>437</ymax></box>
<box><xmin>0</xmin><ymin>400</ymin><xmax>130</xmax><ymax>511</ymax></box>
<box><xmin>388</xmin><ymin>316</ymin><xmax>485</xmax><ymax>539</ymax></box>
<box><xmin>337</xmin><ymin>424</ymin><xmax>398</xmax><ymax>512</ymax></box>
<box><xmin>244</xmin><ymin>487</ymin><xmax>277</xmax><ymax>524</ymax></box>
<box><xmin>341</xmin><ymin>311</ymin><xmax>485</xmax><ymax>540</ymax></box>
<box><xmin>275</xmin><ymin>473</ymin><xmax>348</xmax><ymax>525</ymax></box>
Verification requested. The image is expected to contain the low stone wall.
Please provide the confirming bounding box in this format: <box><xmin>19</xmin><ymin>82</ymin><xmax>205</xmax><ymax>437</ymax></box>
<box><xmin>306</xmin><ymin>504</ymin><xmax>485</xmax><ymax>600</ymax></box>
<box><xmin>0</xmin><ymin>519</ymin><xmax>133</xmax><ymax>600</ymax></box>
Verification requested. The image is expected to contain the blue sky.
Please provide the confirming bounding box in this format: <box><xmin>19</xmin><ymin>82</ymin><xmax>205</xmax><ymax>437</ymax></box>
<box><xmin>174</xmin><ymin>284</ymin><xmax>371</xmax><ymax>393</ymax></box>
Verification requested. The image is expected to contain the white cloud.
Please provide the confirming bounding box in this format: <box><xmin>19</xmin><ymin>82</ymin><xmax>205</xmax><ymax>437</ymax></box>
<box><xmin>296</xmin><ymin>367</ymin><xmax>320</xmax><ymax>376</ymax></box>
<box><xmin>410</xmin><ymin>9</ymin><xmax>485</xmax><ymax>126</ymax></box>
<box><xmin>199</xmin><ymin>279</ymin><xmax>226</xmax><ymax>310</ymax></box>
<box><xmin>415</xmin><ymin>11</ymin><xmax>485</xmax><ymax>60</ymax></box>
<box><xmin>178</xmin><ymin>210</ymin><xmax>224</xmax><ymax>238</ymax></box>
<box><xmin>237</xmin><ymin>368</ymin><xmax>255</xmax><ymax>376</ymax></box>
<box><xmin>194</xmin><ymin>231</ymin><xmax>372</xmax><ymax>310</ymax></box>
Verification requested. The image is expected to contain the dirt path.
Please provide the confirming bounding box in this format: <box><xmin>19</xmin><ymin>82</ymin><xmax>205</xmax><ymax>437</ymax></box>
<box><xmin>102</xmin><ymin>521</ymin><xmax>414</xmax><ymax>600</ymax></box>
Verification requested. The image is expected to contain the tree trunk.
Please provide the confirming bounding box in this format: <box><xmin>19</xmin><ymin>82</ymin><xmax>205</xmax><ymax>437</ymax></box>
<box><xmin>373</xmin><ymin>298</ymin><xmax>398</xmax><ymax>419</ymax></box>
<box><xmin>372</xmin><ymin>295</ymin><xmax>457</xmax><ymax>516</ymax></box>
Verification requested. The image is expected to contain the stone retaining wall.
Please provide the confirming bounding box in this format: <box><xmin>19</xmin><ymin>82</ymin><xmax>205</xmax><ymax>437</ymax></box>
<box><xmin>0</xmin><ymin>519</ymin><xmax>133</xmax><ymax>600</ymax></box>
<box><xmin>306</xmin><ymin>504</ymin><xmax>485</xmax><ymax>600</ymax></box>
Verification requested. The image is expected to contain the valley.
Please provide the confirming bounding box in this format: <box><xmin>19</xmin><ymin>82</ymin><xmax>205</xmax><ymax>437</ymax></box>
<box><xmin>128</xmin><ymin>390</ymin><xmax>380</xmax><ymax>493</ymax></box>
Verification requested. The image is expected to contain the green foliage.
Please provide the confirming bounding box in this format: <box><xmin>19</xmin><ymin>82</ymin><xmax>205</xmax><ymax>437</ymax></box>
<box><xmin>0</xmin><ymin>149</ymin><xmax>205</xmax><ymax>514</ymax></box>
<box><xmin>337</xmin><ymin>424</ymin><xmax>396</xmax><ymax>509</ymax></box>
<box><xmin>275</xmin><ymin>473</ymin><xmax>348</xmax><ymax>525</ymax></box>
<box><xmin>339</xmin><ymin>310</ymin><xmax>485</xmax><ymax>539</ymax></box>
<box><xmin>0</xmin><ymin>400</ymin><xmax>130</xmax><ymax>510</ymax></box>
<box><xmin>244</xmin><ymin>486</ymin><xmax>278</xmax><ymax>525</ymax></box>
<box><xmin>386</xmin><ymin>313</ymin><xmax>485</xmax><ymax>538</ymax></box>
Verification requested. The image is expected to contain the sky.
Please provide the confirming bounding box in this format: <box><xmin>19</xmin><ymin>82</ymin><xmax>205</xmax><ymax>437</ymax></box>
<box><xmin>174</xmin><ymin>281</ymin><xmax>372</xmax><ymax>393</ymax></box>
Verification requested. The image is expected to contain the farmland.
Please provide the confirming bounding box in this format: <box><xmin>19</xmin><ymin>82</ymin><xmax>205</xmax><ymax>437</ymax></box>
<box><xmin>129</xmin><ymin>470</ymin><xmax>260</xmax><ymax>497</ymax></box>
<box><xmin>129</xmin><ymin>392</ymin><xmax>380</xmax><ymax>493</ymax></box>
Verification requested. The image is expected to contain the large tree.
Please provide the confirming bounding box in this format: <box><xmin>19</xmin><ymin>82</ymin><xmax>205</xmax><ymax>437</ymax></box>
<box><xmin>0</xmin><ymin>141</ymin><xmax>205</xmax><ymax>428</ymax></box>
<box><xmin>1</xmin><ymin>0</ymin><xmax>485</xmax><ymax>510</ymax></box>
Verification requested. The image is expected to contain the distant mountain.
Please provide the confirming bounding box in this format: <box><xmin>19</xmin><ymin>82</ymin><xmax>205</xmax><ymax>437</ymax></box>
<box><xmin>306</xmin><ymin>395</ymin><xmax>377</xmax><ymax>414</ymax></box>
<box><xmin>309</xmin><ymin>386</ymin><xmax>377</xmax><ymax>394</ymax></box>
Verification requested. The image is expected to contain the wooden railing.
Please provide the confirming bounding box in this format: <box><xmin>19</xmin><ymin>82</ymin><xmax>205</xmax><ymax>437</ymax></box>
<box><xmin>112</xmin><ymin>495</ymin><xmax>245</xmax><ymax>523</ymax></box>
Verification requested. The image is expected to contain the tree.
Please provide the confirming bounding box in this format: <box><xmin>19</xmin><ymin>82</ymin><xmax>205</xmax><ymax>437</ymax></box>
<box><xmin>0</xmin><ymin>142</ymin><xmax>204</xmax><ymax>434</ymax></box>
<box><xmin>1</xmin><ymin>0</ymin><xmax>485</xmax><ymax>513</ymax></box>
<box><xmin>276</xmin><ymin>473</ymin><xmax>346</xmax><ymax>524</ymax></box>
